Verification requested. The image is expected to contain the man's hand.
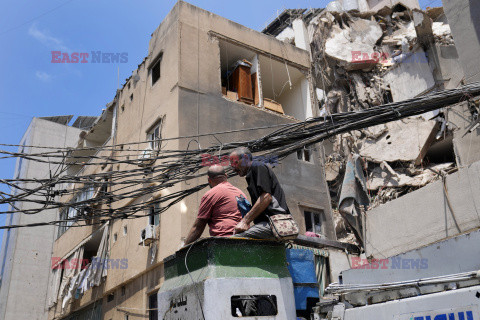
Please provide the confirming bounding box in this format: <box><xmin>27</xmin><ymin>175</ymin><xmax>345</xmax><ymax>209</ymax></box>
<box><xmin>234</xmin><ymin>219</ymin><xmax>249</xmax><ymax>234</ymax></box>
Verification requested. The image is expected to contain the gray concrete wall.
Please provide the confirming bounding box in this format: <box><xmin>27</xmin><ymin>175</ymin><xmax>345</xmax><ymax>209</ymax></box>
<box><xmin>428</xmin><ymin>44</ymin><xmax>464</xmax><ymax>90</ymax></box>
<box><xmin>344</xmin><ymin>228</ymin><xmax>480</xmax><ymax>285</ymax></box>
<box><xmin>442</xmin><ymin>0</ymin><xmax>480</xmax><ymax>84</ymax></box>
<box><xmin>0</xmin><ymin>118</ymin><xmax>83</xmax><ymax>320</ymax></box>
<box><xmin>365</xmin><ymin>160</ymin><xmax>480</xmax><ymax>258</ymax></box>
<box><xmin>442</xmin><ymin>0</ymin><xmax>480</xmax><ymax>166</ymax></box>
<box><xmin>448</xmin><ymin>102</ymin><xmax>480</xmax><ymax>167</ymax></box>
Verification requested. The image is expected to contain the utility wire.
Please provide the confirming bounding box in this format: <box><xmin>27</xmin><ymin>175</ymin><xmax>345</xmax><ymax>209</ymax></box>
<box><xmin>1</xmin><ymin>82</ymin><xmax>480</xmax><ymax>229</ymax></box>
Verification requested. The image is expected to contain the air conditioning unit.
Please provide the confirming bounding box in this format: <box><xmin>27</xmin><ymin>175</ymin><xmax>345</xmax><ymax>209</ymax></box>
<box><xmin>137</xmin><ymin>147</ymin><xmax>156</xmax><ymax>167</ymax></box>
<box><xmin>139</xmin><ymin>224</ymin><xmax>156</xmax><ymax>246</ymax></box>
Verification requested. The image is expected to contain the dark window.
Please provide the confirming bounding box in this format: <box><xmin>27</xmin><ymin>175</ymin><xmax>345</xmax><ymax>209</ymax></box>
<box><xmin>304</xmin><ymin>210</ymin><xmax>325</xmax><ymax>234</ymax></box>
<box><xmin>231</xmin><ymin>295</ymin><xmax>277</xmax><ymax>317</ymax></box>
<box><xmin>151</xmin><ymin>55</ymin><xmax>162</xmax><ymax>85</ymax></box>
<box><xmin>121</xmin><ymin>286</ymin><xmax>126</xmax><ymax>296</ymax></box>
<box><xmin>57</xmin><ymin>208</ymin><xmax>68</xmax><ymax>238</ymax></box>
<box><xmin>127</xmin><ymin>82</ymin><xmax>131</xmax><ymax>90</ymax></box>
<box><xmin>149</xmin><ymin>203</ymin><xmax>160</xmax><ymax>226</ymax></box>
<box><xmin>149</xmin><ymin>292</ymin><xmax>158</xmax><ymax>320</ymax></box>
<box><xmin>82</xmin><ymin>229</ymin><xmax>103</xmax><ymax>266</ymax></box>
<box><xmin>130</xmin><ymin>94</ymin><xmax>133</xmax><ymax>101</ymax></box>
<box><xmin>107</xmin><ymin>293</ymin><xmax>115</xmax><ymax>302</ymax></box>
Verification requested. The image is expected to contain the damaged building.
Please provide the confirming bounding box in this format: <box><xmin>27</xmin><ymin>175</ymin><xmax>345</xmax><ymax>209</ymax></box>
<box><xmin>43</xmin><ymin>2</ymin><xmax>345</xmax><ymax>319</ymax></box>
<box><xmin>1</xmin><ymin>0</ymin><xmax>480</xmax><ymax>319</ymax></box>
<box><xmin>262</xmin><ymin>0</ymin><xmax>480</xmax><ymax>247</ymax></box>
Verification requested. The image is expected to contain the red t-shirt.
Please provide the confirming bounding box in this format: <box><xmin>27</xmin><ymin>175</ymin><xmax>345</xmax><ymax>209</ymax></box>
<box><xmin>197</xmin><ymin>181</ymin><xmax>246</xmax><ymax>236</ymax></box>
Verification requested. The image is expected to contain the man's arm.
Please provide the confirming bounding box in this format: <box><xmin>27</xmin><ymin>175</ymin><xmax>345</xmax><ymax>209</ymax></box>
<box><xmin>234</xmin><ymin>192</ymin><xmax>272</xmax><ymax>233</ymax></box>
<box><xmin>185</xmin><ymin>218</ymin><xmax>208</xmax><ymax>245</ymax></box>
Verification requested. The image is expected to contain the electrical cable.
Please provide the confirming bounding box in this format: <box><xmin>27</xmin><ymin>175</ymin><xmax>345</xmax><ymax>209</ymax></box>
<box><xmin>184</xmin><ymin>239</ymin><xmax>206</xmax><ymax>320</ymax></box>
<box><xmin>1</xmin><ymin>82</ymin><xmax>480</xmax><ymax>229</ymax></box>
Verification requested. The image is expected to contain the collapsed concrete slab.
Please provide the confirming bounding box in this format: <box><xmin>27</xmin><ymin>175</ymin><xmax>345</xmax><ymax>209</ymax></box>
<box><xmin>359</xmin><ymin>117</ymin><xmax>439</xmax><ymax>163</ymax></box>
<box><xmin>383</xmin><ymin>49</ymin><xmax>436</xmax><ymax>101</ymax></box>
<box><xmin>366</xmin><ymin>162</ymin><xmax>453</xmax><ymax>190</ymax></box>
<box><xmin>325</xmin><ymin>17</ymin><xmax>383</xmax><ymax>70</ymax></box>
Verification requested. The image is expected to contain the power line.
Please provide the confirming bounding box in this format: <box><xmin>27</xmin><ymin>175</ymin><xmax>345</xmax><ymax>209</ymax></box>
<box><xmin>1</xmin><ymin>82</ymin><xmax>480</xmax><ymax>229</ymax></box>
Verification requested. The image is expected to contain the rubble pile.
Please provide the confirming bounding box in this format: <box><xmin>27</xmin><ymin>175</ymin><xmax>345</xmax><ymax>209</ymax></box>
<box><xmin>263</xmin><ymin>3</ymin><xmax>471</xmax><ymax>246</ymax></box>
<box><xmin>299</xmin><ymin>4</ymin><xmax>459</xmax><ymax>243</ymax></box>
<box><xmin>308</xmin><ymin>5</ymin><xmax>455</xmax><ymax>112</ymax></box>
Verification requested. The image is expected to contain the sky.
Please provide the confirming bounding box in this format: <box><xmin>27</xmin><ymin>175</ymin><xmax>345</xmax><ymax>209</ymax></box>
<box><xmin>0</xmin><ymin>0</ymin><xmax>443</xmax><ymax>241</ymax></box>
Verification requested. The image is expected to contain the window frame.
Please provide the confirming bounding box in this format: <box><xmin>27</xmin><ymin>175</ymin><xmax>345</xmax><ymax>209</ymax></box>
<box><xmin>57</xmin><ymin>185</ymin><xmax>95</xmax><ymax>238</ymax></box>
<box><xmin>147</xmin><ymin>121</ymin><xmax>162</xmax><ymax>150</ymax></box>
<box><xmin>150</xmin><ymin>52</ymin><xmax>163</xmax><ymax>86</ymax></box>
<box><xmin>303</xmin><ymin>208</ymin><xmax>325</xmax><ymax>235</ymax></box>
<box><xmin>148</xmin><ymin>203</ymin><xmax>160</xmax><ymax>226</ymax></box>
<box><xmin>148</xmin><ymin>291</ymin><xmax>159</xmax><ymax>320</ymax></box>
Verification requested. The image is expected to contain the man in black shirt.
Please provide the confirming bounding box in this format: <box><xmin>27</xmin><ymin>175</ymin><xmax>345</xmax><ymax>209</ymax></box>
<box><xmin>229</xmin><ymin>147</ymin><xmax>290</xmax><ymax>239</ymax></box>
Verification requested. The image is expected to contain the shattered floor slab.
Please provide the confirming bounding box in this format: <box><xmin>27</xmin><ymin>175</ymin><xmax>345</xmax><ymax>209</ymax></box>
<box><xmin>366</xmin><ymin>162</ymin><xmax>453</xmax><ymax>190</ymax></box>
<box><xmin>359</xmin><ymin>117</ymin><xmax>440</xmax><ymax>163</ymax></box>
<box><xmin>324</xmin><ymin>17</ymin><xmax>383</xmax><ymax>70</ymax></box>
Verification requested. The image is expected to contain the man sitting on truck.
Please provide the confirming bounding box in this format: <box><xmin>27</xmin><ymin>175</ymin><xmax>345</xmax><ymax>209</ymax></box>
<box><xmin>229</xmin><ymin>147</ymin><xmax>290</xmax><ymax>239</ymax></box>
<box><xmin>184</xmin><ymin>165</ymin><xmax>246</xmax><ymax>245</ymax></box>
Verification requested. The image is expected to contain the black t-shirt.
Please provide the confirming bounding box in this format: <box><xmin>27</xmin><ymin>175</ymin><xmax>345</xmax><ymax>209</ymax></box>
<box><xmin>245</xmin><ymin>162</ymin><xmax>290</xmax><ymax>224</ymax></box>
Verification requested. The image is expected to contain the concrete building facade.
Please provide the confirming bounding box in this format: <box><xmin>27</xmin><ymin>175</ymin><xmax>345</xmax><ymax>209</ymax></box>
<box><xmin>442</xmin><ymin>0</ymin><xmax>480</xmax><ymax>166</ymax></box>
<box><xmin>0</xmin><ymin>117</ymin><xmax>86</xmax><ymax>320</ymax></box>
<box><xmin>47</xmin><ymin>2</ymin><xmax>335</xmax><ymax>319</ymax></box>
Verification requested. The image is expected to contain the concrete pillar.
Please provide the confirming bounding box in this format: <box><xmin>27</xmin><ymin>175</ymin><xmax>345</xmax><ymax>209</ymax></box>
<box><xmin>301</xmin><ymin>78</ymin><xmax>313</xmax><ymax>120</ymax></box>
<box><xmin>292</xmin><ymin>19</ymin><xmax>312</xmax><ymax>57</ymax></box>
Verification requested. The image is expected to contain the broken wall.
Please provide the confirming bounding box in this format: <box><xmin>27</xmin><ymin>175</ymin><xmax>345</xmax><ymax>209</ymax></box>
<box><xmin>365</xmin><ymin>160</ymin><xmax>480</xmax><ymax>258</ymax></box>
<box><xmin>448</xmin><ymin>101</ymin><xmax>480</xmax><ymax>167</ymax></box>
<box><xmin>442</xmin><ymin>0</ymin><xmax>480</xmax><ymax>166</ymax></box>
<box><xmin>383</xmin><ymin>49</ymin><xmax>435</xmax><ymax>101</ymax></box>
<box><xmin>442</xmin><ymin>0</ymin><xmax>480</xmax><ymax>84</ymax></box>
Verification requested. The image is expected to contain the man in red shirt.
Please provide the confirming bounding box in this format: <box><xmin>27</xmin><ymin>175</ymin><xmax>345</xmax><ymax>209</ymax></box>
<box><xmin>184</xmin><ymin>165</ymin><xmax>246</xmax><ymax>245</ymax></box>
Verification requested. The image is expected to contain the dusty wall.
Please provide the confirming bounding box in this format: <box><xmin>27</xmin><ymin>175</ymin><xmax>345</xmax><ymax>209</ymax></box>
<box><xmin>0</xmin><ymin>118</ymin><xmax>83</xmax><ymax>320</ymax></box>
<box><xmin>429</xmin><ymin>44</ymin><xmax>464</xmax><ymax>90</ymax></box>
<box><xmin>49</xmin><ymin>4</ymin><xmax>182</xmax><ymax>318</ymax></box>
<box><xmin>448</xmin><ymin>102</ymin><xmax>480</xmax><ymax>167</ymax></box>
<box><xmin>383</xmin><ymin>49</ymin><xmax>435</xmax><ymax>101</ymax></box>
<box><xmin>443</xmin><ymin>0</ymin><xmax>480</xmax><ymax>84</ymax></box>
<box><xmin>102</xmin><ymin>265</ymin><xmax>163</xmax><ymax>320</ymax></box>
<box><xmin>365</xmin><ymin>160</ymin><xmax>480</xmax><ymax>258</ymax></box>
<box><xmin>435</xmin><ymin>0</ymin><xmax>480</xmax><ymax>167</ymax></box>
